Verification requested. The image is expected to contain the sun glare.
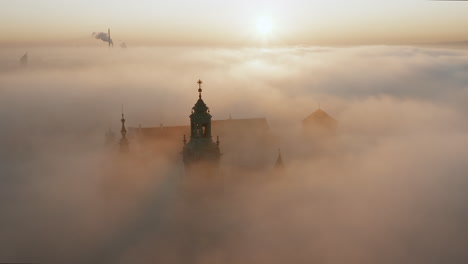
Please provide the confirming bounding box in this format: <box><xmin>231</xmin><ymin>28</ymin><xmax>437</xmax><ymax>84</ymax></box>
<box><xmin>256</xmin><ymin>16</ymin><xmax>273</xmax><ymax>36</ymax></box>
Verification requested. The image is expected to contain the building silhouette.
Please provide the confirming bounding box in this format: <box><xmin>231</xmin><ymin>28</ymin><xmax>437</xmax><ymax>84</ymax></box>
<box><xmin>105</xmin><ymin>81</ymin><xmax>342</xmax><ymax>173</ymax></box>
<box><xmin>119</xmin><ymin>110</ymin><xmax>129</xmax><ymax>153</ymax></box>
<box><xmin>302</xmin><ymin>106</ymin><xmax>337</xmax><ymax>137</ymax></box>
<box><xmin>182</xmin><ymin>80</ymin><xmax>221</xmax><ymax>177</ymax></box>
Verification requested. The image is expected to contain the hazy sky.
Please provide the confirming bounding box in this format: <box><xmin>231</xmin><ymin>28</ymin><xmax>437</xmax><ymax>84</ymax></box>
<box><xmin>1</xmin><ymin>0</ymin><xmax>468</xmax><ymax>46</ymax></box>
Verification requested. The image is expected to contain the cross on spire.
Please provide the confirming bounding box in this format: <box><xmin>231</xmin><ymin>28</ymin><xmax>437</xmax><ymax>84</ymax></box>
<box><xmin>197</xmin><ymin>79</ymin><xmax>203</xmax><ymax>99</ymax></box>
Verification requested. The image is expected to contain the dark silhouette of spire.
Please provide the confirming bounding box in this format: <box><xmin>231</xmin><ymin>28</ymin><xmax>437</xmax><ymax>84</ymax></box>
<box><xmin>197</xmin><ymin>79</ymin><xmax>203</xmax><ymax>99</ymax></box>
<box><xmin>275</xmin><ymin>148</ymin><xmax>284</xmax><ymax>170</ymax></box>
<box><xmin>119</xmin><ymin>106</ymin><xmax>129</xmax><ymax>152</ymax></box>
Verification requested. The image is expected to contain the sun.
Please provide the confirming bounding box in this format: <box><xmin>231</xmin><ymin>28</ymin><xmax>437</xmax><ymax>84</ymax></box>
<box><xmin>256</xmin><ymin>16</ymin><xmax>273</xmax><ymax>36</ymax></box>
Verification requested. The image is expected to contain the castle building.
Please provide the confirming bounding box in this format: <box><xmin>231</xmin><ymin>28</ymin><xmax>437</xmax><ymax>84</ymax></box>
<box><xmin>182</xmin><ymin>80</ymin><xmax>221</xmax><ymax>176</ymax></box>
<box><xmin>107</xmin><ymin>80</ymin><xmax>300</xmax><ymax>172</ymax></box>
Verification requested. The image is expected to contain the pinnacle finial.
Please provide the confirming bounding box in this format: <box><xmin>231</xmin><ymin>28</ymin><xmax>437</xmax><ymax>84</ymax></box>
<box><xmin>275</xmin><ymin>148</ymin><xmax>284</xmax><ymax>169</ymax></box>
<box><xmin>197</xmin><ymin>79</ymin><xmax>203</xmax><ymax>99</ymax></box>
<box><xmin>120</xmin><ymin>105</ymin><xmax>127</xmax><ymax>136</ymax></box>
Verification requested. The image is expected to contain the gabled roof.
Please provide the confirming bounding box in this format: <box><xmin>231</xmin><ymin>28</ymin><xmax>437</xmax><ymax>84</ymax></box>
<box><xmin>128</xmin><ymin>118</ymin><xmax>269</xmax><ymax>140</ymax></box>
<box><xmin>212</xmin><ymin>118</ymin><xmax>269</xmax><ymax>131</ymax></box>
<box><xmin>303</xmin><ymin>108</ymin><xmax>336</xmax><ymax>125</ymax></box>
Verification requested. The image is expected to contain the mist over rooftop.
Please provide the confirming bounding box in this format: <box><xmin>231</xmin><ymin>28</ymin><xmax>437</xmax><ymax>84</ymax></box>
<box><xmin>0</xmin><ymin>45</ymin><xmax>467</xmax><ymax>263</ymax></box>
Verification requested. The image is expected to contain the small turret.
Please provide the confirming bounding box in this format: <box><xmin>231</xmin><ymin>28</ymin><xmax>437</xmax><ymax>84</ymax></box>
<box><xmin>119</xmin><ymin>107</ymin><xmax>129</xmax><ymax>152</ymax></box>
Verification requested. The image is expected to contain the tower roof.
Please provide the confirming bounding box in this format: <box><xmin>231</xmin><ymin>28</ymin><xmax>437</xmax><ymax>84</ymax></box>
<box><xmin>193</xmin><ymin>98</ymin><xmax>209</xmax><ymax>114</ymax></box>
<box><xmin>190</xmin><ymin>79</ymin><xmax>211</xmax><ymax>118</ymax></box>
<box><xmin>303</xmin><ymin>107</ymin><xmax>336</xmax><ymax>125</ymax></box>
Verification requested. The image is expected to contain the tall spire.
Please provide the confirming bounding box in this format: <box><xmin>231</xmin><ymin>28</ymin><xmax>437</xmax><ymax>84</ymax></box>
<box><xmin>197</xmin><ymin>79</ymin><xmax>203</xmax><ymax>99</ymax></box>
<box><xmin>120</xmin><ymin>105</ymin><xmax>129</xmax><ymax>152</ymax></box>
<box><xmin>275</xmin><ymin>148</ymin><xmax>284</xmax><ymax>170</ymax></box>
<box><xmin>121</xmin><ymin>105</ymin><xmax>127</xmax><ymax>137</ymax></box>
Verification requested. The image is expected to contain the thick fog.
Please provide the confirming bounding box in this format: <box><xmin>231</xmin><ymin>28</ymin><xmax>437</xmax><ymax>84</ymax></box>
<box><xmin>0</xmin><ymin>45</ymin><xmax>467</xmax><ymax>264</ymax></box>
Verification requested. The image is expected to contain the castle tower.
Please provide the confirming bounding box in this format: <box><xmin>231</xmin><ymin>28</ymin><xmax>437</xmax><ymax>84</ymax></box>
<box><xmin>182</xmin><ymin>80</ymin><xmax>221</xmax><ymax>176</ymax></box>
<box><xmin>120</xmin><ymin>108</ymin><xmax>129</xmax><ymax>152</ymax></box>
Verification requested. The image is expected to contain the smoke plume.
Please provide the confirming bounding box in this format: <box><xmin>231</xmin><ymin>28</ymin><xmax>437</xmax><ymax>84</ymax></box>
<box><xmin>92</xmin><ymin>32</ymin><xmax>113</xmax><ymax>46</ymax></box>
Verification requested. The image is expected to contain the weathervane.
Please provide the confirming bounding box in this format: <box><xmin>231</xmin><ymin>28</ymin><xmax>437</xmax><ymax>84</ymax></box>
<box><xmin>197</xmin><ymin>79</ymin><xmax>203</xmax><ymax>99</ymax></box>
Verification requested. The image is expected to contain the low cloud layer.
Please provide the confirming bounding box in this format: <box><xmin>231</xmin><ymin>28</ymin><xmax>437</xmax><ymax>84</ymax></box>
<box><xmin>0</xmin><ymin>45</ymin><xmax>467</xmax><ymax>263</ymax></box>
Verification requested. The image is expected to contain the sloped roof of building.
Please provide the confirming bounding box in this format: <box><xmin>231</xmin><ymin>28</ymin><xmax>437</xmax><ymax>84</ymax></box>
<box><xmin>302</xmin><ymin>108</ymin><xmax>337</xmax><ymax>125</ymax></box>
<box><xmin>212</xmin><ymin>118</ymin><xmax>269</xmax><ymax>131</ymax></box>
<box><xmin>129</xmin><ymin>118</ymin><xmax>269</xmax><ymax>140</ymax></box>
<box><xmin>135</xmin><ymin>125</ymin><xmax>188</xmax><ymax>137</ymax></box>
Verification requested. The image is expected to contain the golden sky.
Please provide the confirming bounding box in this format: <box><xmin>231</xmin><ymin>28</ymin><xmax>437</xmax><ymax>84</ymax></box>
<box><xmin>1</xmin><ymin>0</ymin><xmax>468</xmax><ymax>46</ymax></box>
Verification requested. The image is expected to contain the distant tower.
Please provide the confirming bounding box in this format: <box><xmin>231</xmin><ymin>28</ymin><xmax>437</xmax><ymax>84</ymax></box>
<box><xmin>182</xmin><ymin>80</ymin><xmax>221</xmax><ymax>176</ymax></box>
<box><xmin>119</xmin><ymin>107</ymin><xmax>129</xmax><ymax>152</ymax></box>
